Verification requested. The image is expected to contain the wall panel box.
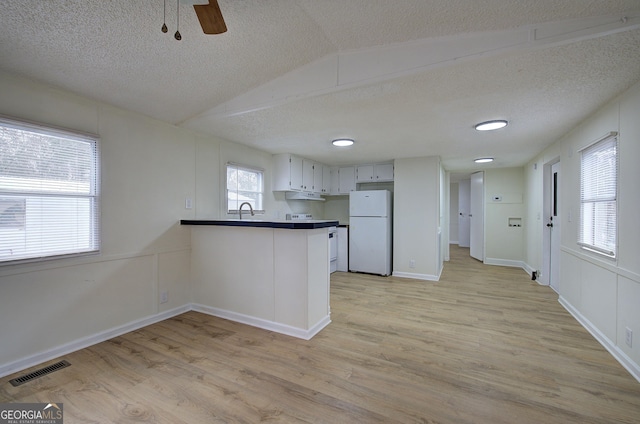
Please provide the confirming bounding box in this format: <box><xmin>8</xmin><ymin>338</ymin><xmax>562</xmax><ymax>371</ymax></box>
<box><xmin>508</xmin><ymin>217</ymin><xmax>522</xmax><ymax>227</ymax></box>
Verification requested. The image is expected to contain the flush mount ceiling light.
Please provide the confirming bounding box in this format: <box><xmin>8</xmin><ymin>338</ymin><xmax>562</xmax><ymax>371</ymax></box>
<box><xmin>332</xmin><ymin>138</ymin><xmax>354</xmax><ymax>147</ymax></box>
<box><xmin>475</xmin><ymin>120</ymin><xmax>508</xmax><ymax>131</ymax></box>
<box><xmin>474</xmin><ymin>157</ymin><xmax>494</xmax><ymax>163</ymax></box>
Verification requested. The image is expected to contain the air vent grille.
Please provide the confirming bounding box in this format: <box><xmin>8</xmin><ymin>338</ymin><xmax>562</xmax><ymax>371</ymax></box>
<box><xmin>9</xmin><ymin>360</ymin><xmax>71</xmax><ymax>387</ymax></box>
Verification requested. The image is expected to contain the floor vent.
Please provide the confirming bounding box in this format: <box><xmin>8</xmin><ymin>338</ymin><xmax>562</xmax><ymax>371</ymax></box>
<box><xmin>9</xmin><ymin>360</ymin><xmax>71</xmax><ymax>387</ymax></box>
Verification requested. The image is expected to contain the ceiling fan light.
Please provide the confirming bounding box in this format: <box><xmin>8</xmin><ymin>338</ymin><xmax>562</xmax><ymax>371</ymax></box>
<box><xmin>474</xmin><ymin>157</ymin><xmax>494</xmax><ymax>163</ymax></box>
<box><xmin>332</xmin><ymin>138</ymin><xmax>354</xmax><ymax>147</ymax></box>
<box><xmin>475</xmin><ymin>120</ymin><xmax>508</xmax><ymax>131</ymax></box>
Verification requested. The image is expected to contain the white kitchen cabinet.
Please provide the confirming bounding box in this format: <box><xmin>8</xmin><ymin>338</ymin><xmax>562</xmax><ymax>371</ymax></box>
<box><xmin>273</xmin><ymin>153</ymin><xmax>304</xmax><ymax>191</ymax></box>
<box><xmin>338</xmin><ymin>166</ymin><xmax>356</xmax><ymax>194</ymax></box>
<box><xmin>313</xmin><ymin>162</ymin><xmax>324</xmax><ymax>194</ymax></box>
<box><xmin>275</xmin><ymin>153</ymin><xmax>392</xmax><ymax>195</ymax></box>
<box><xmin>356</xmin><ymin>165</ymin><xmax>374</xmax><ymax>182</ymax></box>
<box><xmin>375</xmin><ymin>163</ymin><xmax>395</xmax><ymax>181</ymax></box>
<box><xmin>302</xmin><ymin>159</ymin><xmax>315</xmax><ymax>192</ymax></box>
<box><xmin>356</xmin><ymin>163</ymin><xmax>394</xmax><ymax>182</ymax></box>
<box><xmin>321</xmin><ymin>165</ymin><xmax>331</xmax><ymax>194</ymax></box>
<box><xmin>330</xmin><ymin>167</ymin><xmax>340</xmax><ymax>195</ymax></box>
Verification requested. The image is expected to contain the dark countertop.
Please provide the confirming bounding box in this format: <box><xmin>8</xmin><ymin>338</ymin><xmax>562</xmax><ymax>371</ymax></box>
<box><xmin>180</xmin><ymin>219</ymin><xmax>339</xmax><ymax>229</ymax></box>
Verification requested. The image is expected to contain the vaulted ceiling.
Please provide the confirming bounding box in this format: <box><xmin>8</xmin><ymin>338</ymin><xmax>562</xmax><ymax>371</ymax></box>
<box><xmin>1</xmin><ymin>1</ymin><xmax>639</xmax><ymax>171</ymax></box>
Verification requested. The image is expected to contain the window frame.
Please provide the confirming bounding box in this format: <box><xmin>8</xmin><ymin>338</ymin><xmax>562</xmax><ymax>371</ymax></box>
<box><xmin>0</xmin><ymin>115</ymin><xmax>100</xmax><ymax>265</ymax></box>
<box><xmin>226</xmin><ymin>162</ymin><xmax>265</xmax><ymax>215</ymax></box>
<box><xmin>578</xmin><ymin>132</ymin><xmax>618</xmax><ymax>259</ymax></box>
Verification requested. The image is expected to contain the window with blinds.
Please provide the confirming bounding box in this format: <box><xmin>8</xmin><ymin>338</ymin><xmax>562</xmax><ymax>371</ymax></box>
<box><xmin>0</xmin><ymin>117</ymin><xmax>100</xmax><ymax>264</ymax></box>
<box><xmin>226</xmin><ymin>163</ymin><xmax>264</xmax><ymax>214</ymax></box>
<box><xmin>579</xmin><ymin>132</ymin><xmax>617</xmax><ymax>258</ymax></box>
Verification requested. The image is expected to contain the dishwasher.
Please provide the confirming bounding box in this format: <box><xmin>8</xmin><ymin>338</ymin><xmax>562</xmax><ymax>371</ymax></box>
<box><xmin>329</xmin><ymin>226</ymin><xmax>337</xmax><ymax>273</ymax></box>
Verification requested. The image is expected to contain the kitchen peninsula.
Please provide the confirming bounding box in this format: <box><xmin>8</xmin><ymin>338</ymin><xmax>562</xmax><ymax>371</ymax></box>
<box><xmin>181</xmin><ymin>219</ymin><xmax>338</xmax><ymax>339</ymax></box>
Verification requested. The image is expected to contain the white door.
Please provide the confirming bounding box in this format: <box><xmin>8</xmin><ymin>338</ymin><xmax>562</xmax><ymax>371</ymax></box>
<box><xmin>469</xmin><ymin>171</ymin><xmax>484</xmax><ymax>261</ymax></box>
<box><xmin>458</xmin><ymin>179</ymin><xmax>470</xmax><ymax>247</ymax></box>
<box><xmin>547</xmin><ymin>162</ymin><xmax>561</xmax><ymax>292</ymax></box>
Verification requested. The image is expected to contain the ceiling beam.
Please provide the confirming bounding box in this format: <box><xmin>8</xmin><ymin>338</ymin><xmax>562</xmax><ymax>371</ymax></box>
<box><xmin>182</xmin><ymin>10</ymin><xmax>640</xmax><ymax>131</ymax></box>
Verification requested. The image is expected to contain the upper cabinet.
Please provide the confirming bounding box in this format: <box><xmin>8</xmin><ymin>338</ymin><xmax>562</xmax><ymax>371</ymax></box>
<box><xmin>356</xmin><ymin>163</ymin><xmax>394</xmax><ymax>183</ymax></box>
<box><xmin>302</xmin><ymin>159</ymin><xmax>315</xmax><ymax>192</ymax></box>
<box><xmin>355</xmin><ymin>164</ymin><xmax>374</xmax><ymax>182</ymax></box>
<box><xmin>274</xmin><ymin>154</ymin><xmax>393</xmax><ymax>196</ymax></box>
<box><xmin>273</xmin><ymin>154</ymin><xmax>303</xmax><ymax>191</ymax></box>
<box><xmin>273</xmin><ymin>154</ymin><xmax>327</xmax><ymax>194</ymax></box>
<box><xmin>321</xmin><ymin>165</ymin><xmax>331</xmax><ymax>194</ymax></box>
<box><xmin>337</xmin><ymin>166</ymin><xmax>356</xmax><ymax>194</ymax></box>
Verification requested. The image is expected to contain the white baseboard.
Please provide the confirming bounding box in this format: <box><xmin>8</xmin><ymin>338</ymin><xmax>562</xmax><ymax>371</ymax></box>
<box><xmin>0</xmin><ymin>304</ymin><xmax>190</xmax><ymax>379</ymax></box>
<box><xmin>1</xmin><ymin>301</ymin><xmax>334</xmax><ymax>379</ymax></box>
<box><xmin>192</xmin><ymin>303</ymin><xmax>331</xmax><ymax>340</ymax></box>
<box><xmin>392</xmin><ymin>271</ymin><xmax>440</xmax><ymax>281</ymax></box>
<box><xmin>522</xmin><ymin>262</ymin><xmax>535</xmax><ymax>276</ymax></box>
<box><xmin>484</xmin><ymin>257</ymin><xmax>526</xmax><ymax>269</ymax></box>
<box><xmin>559</xmin><ymin>296</ymin><xmax>640</xmax><ymax>383</ymax></box>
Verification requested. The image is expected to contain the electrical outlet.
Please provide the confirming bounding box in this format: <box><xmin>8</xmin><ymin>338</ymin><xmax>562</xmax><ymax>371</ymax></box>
<box><xmin>185</xmin><ymin>198</ymin><xmax>193</xmax><ymax>209</ymax></box>
<box><xmin>625</xmin><ymin>327</ymin><xmax>633</xmax><ymax>348</ymax></box>
<box><xmin>409</xmin><ymin>259</ymin><xmax>415</xmax><ymax>268</ymax></box>
<box><xmin>160</xmin><ymin>290</ymin><xmax>169</xmax><ymax>304</ymax></box>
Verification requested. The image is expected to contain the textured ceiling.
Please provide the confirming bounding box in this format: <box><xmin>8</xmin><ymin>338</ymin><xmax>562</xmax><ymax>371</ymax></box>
<box><xmin>1</xmin><ymin>1</ymin><xmax>639</xmax><ymax>171</ymax></box>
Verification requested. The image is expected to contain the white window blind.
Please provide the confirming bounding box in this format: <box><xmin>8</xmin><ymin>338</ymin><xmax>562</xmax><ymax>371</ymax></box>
<box><xmin>0</xmin><ymin>117</ymin><xmax>100</xmax><ymax>264</ymax></box>
<box><xmin>226</xmin><ymin>163</ymin><xmax>264</xmax><ymax>213</ymax></box>
<box><xmin>579</xmin><ymin>133</ymin><xmax>617</xmax><ymax>258</ymax></box>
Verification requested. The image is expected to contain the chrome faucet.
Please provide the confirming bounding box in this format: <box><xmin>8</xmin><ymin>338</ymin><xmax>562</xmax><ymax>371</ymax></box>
<box><xmin>238</xmin><ymin>202</ymin><xmax>254</xmax><ymax>220</ymax></box>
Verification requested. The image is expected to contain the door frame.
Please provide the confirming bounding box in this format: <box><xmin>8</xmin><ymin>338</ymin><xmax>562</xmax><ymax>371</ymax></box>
<box><xmin>469</xmin><ymin>171</ymin><xmax>484</xmax><ymax>262</ymax></box>
<box><xmin>542</xmin><ymin>158</ymin><xmax>560</xmax><ymax>289</ymax></box>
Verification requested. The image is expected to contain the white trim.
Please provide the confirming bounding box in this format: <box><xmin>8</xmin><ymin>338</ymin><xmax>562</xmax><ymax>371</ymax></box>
<box><xmin>484</xmin><ymin>258</ymin><xmax>526</xmax><ymax>269</ymax></box>
<box><xmin>521</xmin><ymin>262</ymin><xmax>548</xmax><ymax>285</ymax></box>
<box><xmin>192</xmin><ymin>303</ymin><xmax>331</xmax><ymax>340</ymax></box>
<box><xmin>392</xmin><ymin>271</ymin><xmax>440</xmax><ymax>281</ymax></box>
<box><xmin>0</xmin><ymin>114</ymin><xmax>100</xmax><ymax>141</ymax></box>
<box><xmin>0</xmin><ymin>304</ymin><xmax>190</xmax><ymax>378</ymax></box>
<box><xmin>577</xmin><ymin>131</ymin><xmax>618</xmax><ymax>152</ymax></box>
<box><xmin>0</xmin><ymin>300</ymin><xmax>334</xmax><ymax>379</ymax></box>
<box><xmin>561</xmin><ymin>245</ymin><xmax>639</xmax><ymax>283</ymax></box>
<box><xmin>559</xmin><ymin>296</ymin><xmax>640</xmax><ymax>384</ymax></box>
<box><xmin>522</xmin><ymin>261</ymin><xmax>535</xmax><ymax>276</ymax></box>
<box><xmin>0</xmin><ymin>246</ymin><xmax>191</xmax><ymax>278</ymax></box>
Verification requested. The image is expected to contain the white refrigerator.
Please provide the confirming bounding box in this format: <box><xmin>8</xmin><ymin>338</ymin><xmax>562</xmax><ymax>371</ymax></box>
<box><xmin>349</xmin><ymin>190</ymin><xmax>392</xmax><ymax>276</ymax></box>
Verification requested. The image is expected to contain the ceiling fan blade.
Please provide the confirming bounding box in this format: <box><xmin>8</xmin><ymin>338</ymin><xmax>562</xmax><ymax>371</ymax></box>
<box><xmin>193</xmin><ymin>0</ymin><xmax>227</xmax><ymax>34</ymax></box>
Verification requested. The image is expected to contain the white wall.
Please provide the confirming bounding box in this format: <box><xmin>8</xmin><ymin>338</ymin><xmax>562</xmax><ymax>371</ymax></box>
<box><xmin>0</xmin><ymin>71</ymin><xmax>296</xmax><ymax>376</ymax></box>
<box><xmin>393</xmin><ymin>156</ymin><xmax>441</xmax><ymax>280</ymax></box>
<box><xmin>323</xmin><ymin>195</ymin><xmax>350</xmax><ymax>225</ymax></box>
<box><xmin>0</xmin><ymin>72</ymin><xmax>194</xmax><ymax>374</ymax></box>
<box><xmin>524</xmin><ymin>80</ymin><xmax>640</xmax><ymax>380</ymax></box>
<box><xmin>484</xmin><ymin>168</ymin><xmax>525</xmax><ymax>267</ymax></box>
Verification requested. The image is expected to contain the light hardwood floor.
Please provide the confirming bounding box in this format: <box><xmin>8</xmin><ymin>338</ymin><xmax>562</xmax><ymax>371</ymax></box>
<box><xmin>2</xmin><ymin>246</ymin><xmax>639</xmax><ymax>423</ymax></box>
